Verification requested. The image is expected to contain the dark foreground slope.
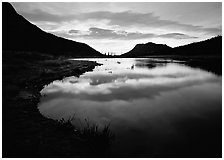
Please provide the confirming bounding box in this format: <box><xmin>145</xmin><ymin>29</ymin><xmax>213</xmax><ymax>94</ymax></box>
<box><xmin>2</xmin><ymin>3</ymin><xmax>113</xmax><ymax>158</ymax></box>
<box><xmin>122</xmin><ymin>42</ymin><xmax>172</xmax><ymax>57</ymax></box>
<box><xmin>2</xmin><ymin>2</ymin><xmax>103</xmax><ymax>57</ymax></box>
<box><xmin>2</xmin><ymin>51</ymin><xmax>115</xmax><ymax>157</ymax></box>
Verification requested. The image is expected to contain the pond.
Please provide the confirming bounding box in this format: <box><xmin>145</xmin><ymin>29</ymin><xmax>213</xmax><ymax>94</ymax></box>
<box><xmin>38</xmin><ymin>58</ymin><xmax>221</xmax><ymax>157</ymax></box>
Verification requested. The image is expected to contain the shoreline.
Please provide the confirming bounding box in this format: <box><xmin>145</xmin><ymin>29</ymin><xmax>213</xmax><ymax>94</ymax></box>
<box><xmin>3</xmin><ymin>51</ymin><xmax>112</xmax><ymax>157</ymax></box>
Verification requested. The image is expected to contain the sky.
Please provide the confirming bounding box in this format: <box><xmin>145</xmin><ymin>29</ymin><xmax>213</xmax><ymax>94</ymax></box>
<box><xmin>12</xmin><ymin>2</ymin><xmax>222</xmax><ymax>55</ymax></box>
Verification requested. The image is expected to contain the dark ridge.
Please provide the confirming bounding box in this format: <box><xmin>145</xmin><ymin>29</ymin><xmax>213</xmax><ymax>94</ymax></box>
<box><xmin>171</xmin><ymin>36</ymin><xmax>222</xmax><ymax>56</ymax></box>
<box><xmin>121</xmin><ymin>36</ymin><xmax>222</xmax><ymax>57</ymax></box>
<box><xmin>2</xmin><ymin>2</ymin><xmax>103</xmax><ymax>57</ymax></box>
<box><xmin>121</xmin><ymin>42</ymin><xmax>172</xmax><ymax>57</ymax></box>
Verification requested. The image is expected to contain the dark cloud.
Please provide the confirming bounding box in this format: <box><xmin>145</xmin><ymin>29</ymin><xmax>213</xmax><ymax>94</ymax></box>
<box><xmin>68</xmin><ymin>29</ymin><xmax>80</xmax><ymax>34</ymax></box>
<box><xmin>202</xmin><ymin>27</ymin><xmax>222</xmax><ymax>35</ymax></box>
<box><xmin>159</xmin><ymin>33</ymin><xmax>198</xmax><ymax>39</ymax></box>
<box><xmin>66</xmin><ymin>27</ymin><xmax>197</xmax><ymax>40</ymax></box>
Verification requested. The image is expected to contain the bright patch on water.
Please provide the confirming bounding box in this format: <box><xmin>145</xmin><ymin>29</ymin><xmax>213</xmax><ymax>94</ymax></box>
<box><xmin>38</xmin><ymin>58</ymin><xmax>221</xmax><ymax>157</ymax></box>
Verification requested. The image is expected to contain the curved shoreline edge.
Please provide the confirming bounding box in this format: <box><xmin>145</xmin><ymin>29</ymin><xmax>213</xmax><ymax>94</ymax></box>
<box><xmin>2</xmin><ymin>51</ymin><xmax>113</xmax><ymax>158</ymax></box>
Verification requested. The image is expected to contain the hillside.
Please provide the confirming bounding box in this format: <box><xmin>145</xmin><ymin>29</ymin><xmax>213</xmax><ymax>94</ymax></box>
<box><xmin>2</xmin><ymin>2</ymin><xmax>103</xmax><ymax>57</ymax></box>
<box><xmin>122</xmin><ymin>42</ymin><xmax>172</xmax><ymax>57</ymax></box>
<box><xmin>121</xmin><ymin>36</ymin><xmax>222</xmax><ymax>57</ymax></box>
<box><xmin>172</xmin><ymin>36</ymin><xmax>222</xmax><ymax>56</ymax></box>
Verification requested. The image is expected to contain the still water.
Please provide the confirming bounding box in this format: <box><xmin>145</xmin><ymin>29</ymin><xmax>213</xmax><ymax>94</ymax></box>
<box><xmin>38</xmin><ymin>58</ymin><xmax>221</xmax><ymax>157</ymax></box>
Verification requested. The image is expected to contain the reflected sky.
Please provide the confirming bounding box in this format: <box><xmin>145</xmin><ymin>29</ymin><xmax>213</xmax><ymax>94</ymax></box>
<box><xmin>38</xmin><ymin>58</ymin><xmax>221</xmax><ymax>157</ymax></box>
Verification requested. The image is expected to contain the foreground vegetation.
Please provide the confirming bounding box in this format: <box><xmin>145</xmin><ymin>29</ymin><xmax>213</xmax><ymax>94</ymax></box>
<box><xmin>2</xmin><ymin>51</ymin><xmax>113</xmax><ymax>157</ymax></box>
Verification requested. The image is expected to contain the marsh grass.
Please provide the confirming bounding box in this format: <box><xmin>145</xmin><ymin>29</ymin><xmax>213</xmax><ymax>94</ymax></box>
<box><xmin>56</xmin><ymin>115</ymin><xmax>114</xmax><ymax>152</ymax></box>
<box><xmin>79</xmin><ymin>118</ymin><xmax>114</xmax><ymax>144</ymax></box>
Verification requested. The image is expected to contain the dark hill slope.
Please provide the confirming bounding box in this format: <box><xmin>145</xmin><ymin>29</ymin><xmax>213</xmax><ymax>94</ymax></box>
<box><xmin>2</xmin><ymin>2</ymin><xmax>103</xmax><ymax>57</ymax></box>
<box><xmin>171</xmin><ymin>36</ymin><xmax>222</xmax><ymax>56</ymax></box>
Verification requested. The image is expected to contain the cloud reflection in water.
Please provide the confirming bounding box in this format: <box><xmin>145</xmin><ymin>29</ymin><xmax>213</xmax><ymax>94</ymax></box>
<box><xmin>38</xmin><ymin>58</ymin><xmax>221</xmax><ymax>156</ymax></box>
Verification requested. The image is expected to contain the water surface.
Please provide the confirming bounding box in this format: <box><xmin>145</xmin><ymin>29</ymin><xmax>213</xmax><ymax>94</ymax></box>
<box><xmin>38</xmin><ymin>58</ymin><xmax>221</xmax><ymax>157</ymax></box>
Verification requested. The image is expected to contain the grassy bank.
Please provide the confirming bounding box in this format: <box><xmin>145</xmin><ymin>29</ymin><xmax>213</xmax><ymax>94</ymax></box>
<box><xmin>2</xmin><ymin>51</ymin><xmax>113</xmax><ymax>157</ymax></box>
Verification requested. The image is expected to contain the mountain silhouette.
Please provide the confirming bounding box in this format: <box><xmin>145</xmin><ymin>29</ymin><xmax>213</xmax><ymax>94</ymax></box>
<box><xmin>171</xmin><ymin>36</ymin><xmax>222</xmax><ymax>56</ymax></box>
<box><xmin>121</xmin><ymin>36</ymin><xmax>222</xmax><ymax>57</ymax></box>
<box><xmin>2</xmin><ymin>2</ymin><xmax>103</xmax><ymax>57</ymax></box>
<box><xmin>121</xmin><ymin>42</ymin><xmax>172</xmax><ymax>57</ymax></box>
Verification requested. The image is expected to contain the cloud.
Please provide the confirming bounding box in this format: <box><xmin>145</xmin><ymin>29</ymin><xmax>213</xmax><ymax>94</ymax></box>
<box><xmin>86</xmin><ymin>27</ymin><xmax>156</xmax><ymax>40</ymax></box>
<box><xmin>82</xmin><ymin>11</ymin><xmax>221</xmax><ymax>35</ymax></box>
<box><xmin>68</xmin><ymin>29</ymin><xmax>80</xmax><ymax>34</ymax></box>
<box><xmin>19</xmin><ymin>9</ymin><xmax>221</xmax><ymax>35</ymax></box>
<box><xmin>65</xmin><ymin>27</ymin><xmax>197</xmax><ymax>40</ymax></box>
<box><xmin>159</xmin><ymin>33</ymin><xmax>198</xmax><ymax>39</ymax></box>
<box><xmin>19</xmin><ymin>9</ymin><xmax>75</xmax><ymax>23</ymax></box>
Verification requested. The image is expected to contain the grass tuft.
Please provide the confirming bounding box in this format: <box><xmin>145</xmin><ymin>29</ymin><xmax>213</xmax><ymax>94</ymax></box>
<box><xmin>56</xmin><ymin>115</ymin><xmax>115</xmax><ymax>153</ymax></box>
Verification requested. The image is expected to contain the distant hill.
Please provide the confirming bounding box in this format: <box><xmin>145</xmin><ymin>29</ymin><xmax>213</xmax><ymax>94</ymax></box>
<box><xmin>2</xmin><ymin>2</ymin><xmax>103</xmax><ymax>57</ymax></box>
<box><xmin>121</xmin><ymin>36</ymin><xmax>222</xmax><ymax>57</ymax></box>
<box><xmin>121</xmin><ymin>42</ymin><xmax>172</xmax><ymax>57</ymax></box>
